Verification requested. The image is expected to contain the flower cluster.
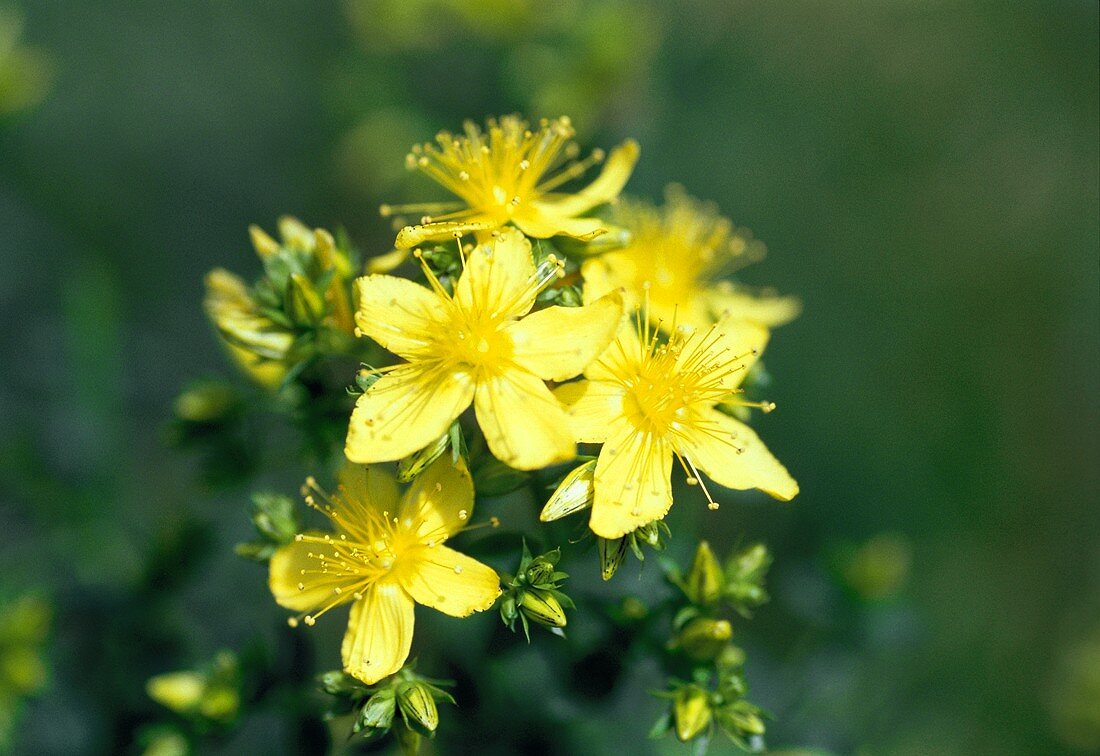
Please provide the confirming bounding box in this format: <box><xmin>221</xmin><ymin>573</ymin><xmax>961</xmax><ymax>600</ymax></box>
<box><xmin>201</xmin><ymin>114</ymin><xmax>800</xmax><ymax>752</ymax></box>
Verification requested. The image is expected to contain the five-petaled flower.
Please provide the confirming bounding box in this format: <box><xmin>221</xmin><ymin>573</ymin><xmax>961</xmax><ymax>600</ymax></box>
<box><xmin>346</xmin><ymin>228</ymin><xmax>623</xmax><ymax>471</ymax></box>
<box><xmin>555</xmin><ymin>315</ymin><xmax>798</xmax><ymax>539</ymax></box>
<box><xmin>269</xmin><ymin>456</ymin><xmax>500</xmax><ymax>684</ymax></box>
<box><xmin>383</xmin><ymin>115</ymin><xmax>639</xmax><ymax>249</ymax></box>
<box><xmin>582</xmin><ymin>185</ymin><xmax>800</xmax><ymax>331</ymax></box>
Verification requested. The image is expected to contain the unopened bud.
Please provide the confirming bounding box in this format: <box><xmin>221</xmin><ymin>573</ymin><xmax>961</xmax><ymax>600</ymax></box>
<box><xmin>248</xmin><ymin>224</ymin><xmax>280</xmax><ymax>258</ymax></box>
<box><xmin>673</xmin><ymin>686</ymin><xmax>712</xmax><ymax>742</ymax></box>
<box><xmin>684</xmin><ymin>541</ymin><xmax>725</xmax><ymax>605</ymax></box>
<box><xmin>598</xmin><ymin>536</ymin><xmax>629</xmax><ymax>581</ymax></box>
<box><xmin>396</xmin><ymin>681</ymin><xmax>439</xmax><ymax>736</ymax></box>
<box><xmin>678</xmin><ymin>617</ymin><xmax>733</xmax><ymax>661</ymax></box>
<box><xmin>717</xmin><ymin>701</ymin><xmax>766</xmax><ymax>737</ymax></box>
<box><xmin>540</xmin><ymin>460</ymin><xmax>596</xmax><ymax>522</ymax></box>
<box><xmin>397</xmin><ymin>431</ymin><xmax>450</xmax><ymax>482</ymax></box>
<box><xmin>146</xmin><ymin>672</ymin><xmax>205</xmax><ymax>714</ymax></box>
<box><xmin>277</xmin><ymin>215</ymin><xmax>314</xmax><ymax>251</ymax></box>
<box><xmin>520</xmin><ymin>588</ymin><xmax>567</xmax><ymax>628</ymax></box>
<box><xmin>286</xmin><ymin>272</ymin><xmax>326</xmax><ymax>326</ymax></box>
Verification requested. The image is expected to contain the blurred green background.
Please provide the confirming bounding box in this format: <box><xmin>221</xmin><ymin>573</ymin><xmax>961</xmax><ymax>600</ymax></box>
<box><xmin>1</xmin><ymin>1</ymin><xmax>1097</xmax><ymax>754</ymax></box>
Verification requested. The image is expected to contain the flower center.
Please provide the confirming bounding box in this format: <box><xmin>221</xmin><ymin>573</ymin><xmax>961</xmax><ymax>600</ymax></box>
<box><xmin>449</xmin><ymin>319</ymin><xmax>513</xmax><ymax>373</ymax></box>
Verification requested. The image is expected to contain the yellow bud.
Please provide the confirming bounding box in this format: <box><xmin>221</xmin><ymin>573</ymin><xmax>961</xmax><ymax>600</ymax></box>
<box><xmin>397</xmin><ymin>682</ymin><xmax>439</xmax><ymax>736</ymax></box>
<box><xmin>521</xmin><ymin>588</ymin><xmax>567</xmax><ymax>628</ymax></box>
<box><xmin>677</xmin><ymin>617</ymin><xmax>733</xmax><ymax>661</ymax></box>
<box><xmin>277</xmin><ymin>215</ymin><xmax>314</xmax><ymax>251</ymax></box>
<box><xmin>684</xmin><ymin>541</ymin><xmax>724</xmax><ymax>605</ymax></box>
<box><xmin>540</xmin><ymin>460</ymin><xmax>596</xmax><ymax>522</ymax></box>
<box><xmin>146</xmin><ymin>671</ymin><xmax>205</xmax><ymax>714</ymax></box>
<box><xmin>286</xmin><ymin>272</ymin><xmax>326</xmax><ymax>325</ymax></box>
<box><xmin>674</xmin><ymin>687</ymin><xmax>712</xmax><ymax>742</ymax></box>
<box><xmin>248</xmin><ymin>224</ymin><xmax>280</xmax><ymax>258</ymax></box>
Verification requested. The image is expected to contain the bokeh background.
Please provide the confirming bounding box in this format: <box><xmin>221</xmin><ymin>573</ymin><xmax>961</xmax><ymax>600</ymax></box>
<box><xmin>1</xmin><ymin>1</ymin><xmax>1097</xmax><ymax>754</ymax></box>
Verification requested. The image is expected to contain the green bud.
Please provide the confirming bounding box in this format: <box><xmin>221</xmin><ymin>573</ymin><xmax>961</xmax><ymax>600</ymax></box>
<box><xmin>727</xmin><ymin>543</ymin><xmax>771</xmax><ymax>583</ymax></box>
<box><xmin>524</xmin><ymin>553</ymin><xmax>562</xmax><ymax>587</ymax></box>
<box><xmin>716</xmin><ymin>700</ymin><xmax>766</xmax><ymax>737</ymax></box>
<box><xmin>285</xmin><ymin>272</ymin><xmax>326</xmax><ymax>326</ymax></box>
<box><xmin>397</xmin><ymin>681</ymin><xmax>439</xmax><ymax>736</ymax></box>
<box><xmin>715</xmin><ymin>644</ymin><xmax>747</xmax><ymax>671</ymax></box>
<box><xmin>598</xmin><ymin>536</ymin><xmax>629</xmax><ymax>581</ymax></box>
<box><xmin>540</xmin><ymin>460</ymin><xmax>596</xmax><ymax>522</ymax></box>
<box><xmin>678</xmin><ymin>617</ymin><xmax>733</xmax><ymax>661</ymax></box>
<box><xmin>673</xmin><ymin>686</ymin><xmax>712</xmax><ymax>742</ymax></box>
<box><xmin>397</xmin><ymin>430</ymin><xmax>450</xmax><ymax>482</ymax></box>
<box><xmin>684</xmin><ymin>541</ymin><xmax>725</xmax><ymax>605</ymax></box>
<box><xmin>249</xmin><ymin>492</ymin><xmax>298</xmax><ymax>544</ymax></box>
<box><xmin>358</xmin><ymin>689</ymin><xmax>396</xmax><ymax>731</ymax></box>
<box><xmin>520</xmin><ymin>588</ymin><xmax>567</xmax><ymax>628</ymax></box>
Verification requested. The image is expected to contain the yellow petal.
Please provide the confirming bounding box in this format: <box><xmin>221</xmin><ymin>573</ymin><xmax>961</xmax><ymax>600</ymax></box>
<box><xmin>354</xmin><ymin>275</ymin><xmax>447</xmax><ymax>357</ymax></box>
<box><xmin>706</xmin><ymin>286</ymin><xmax>801</xmax><ymax>328</ymax></box>
<box><xmin>398</xmin><ymin>455</ymin><xmax>474</xmax><ymax>542</ymax></box>
<box><xmin>585</xmin><ymin>319</ymin><xmax>644</xmax><ymax>383</ymax></box>
<box><xmin>345</xmin><ymin>366</ymin><xmax>475</xmax><ymax>464</ymax></box>
<box><xmin>675</xmin><ymin>319</ymin><xmax>770</xmax><ymax>393</ymax></box>
<box><xmin>678</xmin><ymin>407</ymin><xmax>798</xmax><ymax>501</ymax></box>
<box><xmin>588</xmin><ymin>425</ymin><xmax>673</xmax><ymax>539</ymax></box>
<box><xmin>453</xmin><ymin>229</ymin><xmax>538</xmax><ymax>320</ymax></box>
<box><xmin>394</xmin><ymin>219</ymin><xmax>500</xmax><ymax>249</ymax></box>
<box><xmin>513</xmin><ymin>209</ymin><xmax>607</xmax><ymax>241</ymax></box>
<box><xmin>342</xmin><ymin>583</ymin><xmax>415</xmax><ymax>684</ymax></box>
<box><xmin>338</xmin><ymin>464</ymin><xmax>400</xmax><ymax>513</ymax></box>
<box><xmin>554</xmin><ymin>380</ymin><xmax>625</xmax><ymax>443</ymax></box>
<box><xmin>537</xmin><ymin>139</ymin><xmax>640</xmax><ymax>217</ymax></box>
<box><xmin>508</xmin><ymin>291</ymin><xmax>623</xmax><ymax>381</ymax></box>
<box><xmin>400</xmin><ymin>544</ymin><xmax>501</xmax><ymax>618</ymax></box>
<box><xmin>474</xmin><ymin>368</ymin><xmax>575</xmax><ymax>470</ymax></box>
<box><xmin>333</xmin><ymin>464</ymin><xmax>401</xmax><ymax>543</ymax></box>
<box><xmin>580</xmin><ymin>255</ymin><xmax>634</xmax><ymax>307</ymax></box>
<box><xmin>269</xmin><ymin>535</ymin><xmax>357</xmax><ymax>613</ymax></box>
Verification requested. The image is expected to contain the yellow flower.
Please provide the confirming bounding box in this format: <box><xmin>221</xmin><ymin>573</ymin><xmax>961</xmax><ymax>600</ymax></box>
<box><xmin>383</xmin><ymin>115</ymin><xmax>639</xmax><ymax>249</ymax></box>
<box><xmin>582</xmin><ymin>186</ymin><xmax>800</xmax><ymax>331</ymax></box>
<box><xmin>269</xmin><ymin>457</ymin><xmax>500</xmax><ymax>684</ymax></box>
<box><xmin>346</xmin><ymin>229</ymin><xmax>623</xmax><ymax>471</ymax></box>
<box><xmin>556</xmin><ymin>316</ymin><xmax>798</xmax><ymax>539</ymax></box>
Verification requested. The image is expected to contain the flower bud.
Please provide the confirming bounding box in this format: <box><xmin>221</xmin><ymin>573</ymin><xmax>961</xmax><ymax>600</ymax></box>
<box><xmin>598</xmin><ymin>536</ymin><xmax>628</xmax><ymax>581</ymax></box>
<box><xmin>286</xmin><ymin>272</ymin><xmax>326</xmax><ymax>326</ymax></box>
<box><xmin>540</xmin><ymin>460</ymin><xmax>596</xmax><ymax>522</ymax></box>
<box><xmin>277</xmin><ymin>215</ymin><xmax>314</xmax><ymax>251</ymax></box>
<box><xmin>634</xmin><ymin>520</ymin><xmax>663</xmax><ymax>548</ymax></box>
<box><xmin>727</xmin><ymin>543</ymin><xmax>770</xmax><ymax>583</ymax></box>
<box><xmin>673</xmin><ymin>686</ymin><xmax>712</xmax><ymax>742</ymax></box>
<box><xmin>248</xmin><ymin>224</ymin><xmax>280</xmax><ymax>258</ymax></box>
<box><xmin>524</xmin><ymin>553</ymin><xmax>560</xmax><ymax>586</ymax></box>
<box><xmin>520</xmin><ymin>588</ymin><xmax>567</xmax><ymax>628</ymax></box>
<box><xmin>146</xmin><ymin>672</ymin><xmax>205</xmax><ymax>714</ymax></box>
<box><xmin>396</xmin><ymin>681</ymin><xmax>439</xmax><ymax>736</ymax></box>
<box><xmin>397</xmin><ymin>431</ymin><xmax>450</xmax><ymax>482</ymax></box>
<box><xmin>684</xmin><ymin>541</ymin><xmax>725</xmax><ymax>605</ymax></box>
<box><xmin>716</xmin><ymin>700</ymin><xmax>765</xmax><ymax>737</ymax></box>
<box><xmin>678</xmin><ymin>617</ymin><xmax>733</xmax><ymax>661</ymax></box>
